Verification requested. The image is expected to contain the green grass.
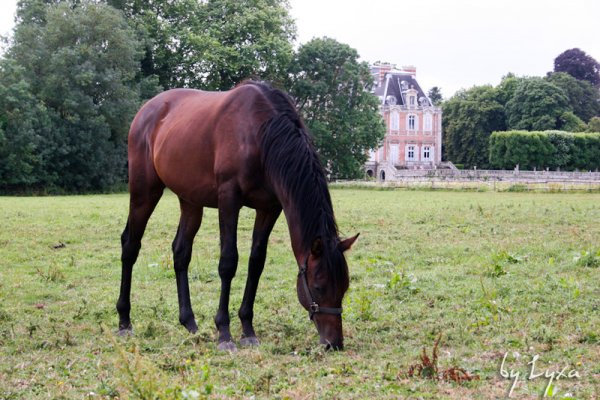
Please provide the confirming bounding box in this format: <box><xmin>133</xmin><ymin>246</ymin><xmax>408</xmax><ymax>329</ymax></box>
<box><xmin>1</xmin><ymin>189</ymin><xmax>599</xmax><ymax>399</ymax></box>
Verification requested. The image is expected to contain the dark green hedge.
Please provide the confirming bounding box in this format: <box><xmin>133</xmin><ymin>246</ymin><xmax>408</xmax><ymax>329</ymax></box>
<box><xmin>489</xmin><ymin>130</ymin><xmax>600</xmax><ymax>171</ymax></box>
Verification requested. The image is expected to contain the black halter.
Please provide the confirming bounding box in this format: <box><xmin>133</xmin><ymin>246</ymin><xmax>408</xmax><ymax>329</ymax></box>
<box><xmin>298</xmin><ymin>256</ymin><xmax>343</xmax><ymax>320</ymax></box>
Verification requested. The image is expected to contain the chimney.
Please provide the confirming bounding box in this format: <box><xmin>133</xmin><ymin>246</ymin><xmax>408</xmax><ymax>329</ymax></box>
<box><xmin>402</xmin><ymin>65</ymin><xmax>416</xmax><ymax>78</ymax></box>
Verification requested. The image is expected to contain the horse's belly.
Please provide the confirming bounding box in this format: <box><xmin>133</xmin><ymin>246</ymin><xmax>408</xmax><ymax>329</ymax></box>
<box><xmin>153</xmin><ymin>144</ymin><xmax>219</xmax><ymax>207</ymax></box>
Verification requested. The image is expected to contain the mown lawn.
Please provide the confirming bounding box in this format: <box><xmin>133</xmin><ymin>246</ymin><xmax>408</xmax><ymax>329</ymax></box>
<box><xmin>0</xmin><ymin>189</ymin><xmax>599</xmax><ymax>399</ymax></box>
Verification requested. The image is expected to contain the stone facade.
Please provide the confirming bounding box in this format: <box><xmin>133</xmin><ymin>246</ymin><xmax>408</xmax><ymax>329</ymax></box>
<box><xmin>365</xmin><ymin>63</ymin><xmax>443</xmax><ymax>180</ymax></box>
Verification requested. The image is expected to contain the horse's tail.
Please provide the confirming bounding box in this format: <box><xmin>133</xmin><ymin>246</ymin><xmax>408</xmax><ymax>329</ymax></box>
<box><xmin>130</xmin><ymin>98</ymin><xmax>168</xmax><ymax>155</ymax></box>
<box><xmin>127</xmin><ymin>95</ymin><xmax>169</xmax><ymax>192</ymax></box>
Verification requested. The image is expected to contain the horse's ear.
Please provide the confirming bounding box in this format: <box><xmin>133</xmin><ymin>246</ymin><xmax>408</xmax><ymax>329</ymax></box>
<box><xmin>338</xmin><ymin>233</ymin><xmax>360</xmax><ymax>252</ymax></box>
<box><xmin>311</xmin><ymin>237</ymin><xmax>323</xmax><ymax>257</ymax></box>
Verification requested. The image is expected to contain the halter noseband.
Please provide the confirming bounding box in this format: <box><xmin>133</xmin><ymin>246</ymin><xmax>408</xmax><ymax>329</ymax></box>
<box><xmin>298</xmin><ymin>256</ymin><xmax>343</xmax><ymax>320</ymax></box>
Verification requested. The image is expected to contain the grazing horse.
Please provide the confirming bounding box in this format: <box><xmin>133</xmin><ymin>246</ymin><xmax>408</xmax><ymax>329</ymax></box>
<box><xmin>117</xmin><ymin>81</ymin><xmax>358</xmax><ymax>351</ymax></box>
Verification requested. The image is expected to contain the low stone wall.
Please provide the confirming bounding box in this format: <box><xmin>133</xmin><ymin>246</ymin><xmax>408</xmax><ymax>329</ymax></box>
<box><xmin>392</xmin><ymin>169</ymin><xmax>600</xmax><ymax>182</ymax></box>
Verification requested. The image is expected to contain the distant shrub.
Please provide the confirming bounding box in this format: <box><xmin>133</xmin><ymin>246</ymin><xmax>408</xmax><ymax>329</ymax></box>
<box><xmin>489</xmin><ymin>130</ymin><xmax>600</xmax><ymax>171</ymax></box>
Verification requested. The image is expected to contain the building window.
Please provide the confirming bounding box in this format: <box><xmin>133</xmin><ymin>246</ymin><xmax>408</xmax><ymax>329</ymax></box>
<box><xmin>406</xmin><ymin>145</ymin><xmax>417</xmax><ymax>161</ymax></box>
<box><xmin>390</xmin><ymin>144</ymin><xmax>399</xmax><ymax>163</ymax></box>
<box><xmin>408</xmin><ymin>115</ymin><xmax>416</xmax><ymax>131</ymax></box>
<box><xmin>409</xmin><ymin>96</ymin><xmax>415</xmax><ymax>106</ymax></box>
<box><xmin>424</xmin><ymin>113</ymin><xmax>432</xmax><ymax>132</ymax></box>
<box><xmin>422</xmin><ymin>146</ymin><xmax>431</xmax><ymax>161</ymax></box>
<box><xmin>390</xmin><ymin>110</ymin><xmax>399</xmax><ymax>131</ymax></box>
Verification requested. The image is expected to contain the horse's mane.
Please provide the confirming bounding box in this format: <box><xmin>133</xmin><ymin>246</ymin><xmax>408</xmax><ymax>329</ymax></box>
<box><xmin>245</xmin><ymin>81</ymin><xmax>347</xmax><ymax>283</ymax></box>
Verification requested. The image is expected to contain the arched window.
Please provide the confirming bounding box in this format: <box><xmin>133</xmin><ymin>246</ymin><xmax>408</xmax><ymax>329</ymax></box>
<box><xmin>390</xmin><ymin>110</ymin><xmax>399</xmax><ymax>131</ymax></box>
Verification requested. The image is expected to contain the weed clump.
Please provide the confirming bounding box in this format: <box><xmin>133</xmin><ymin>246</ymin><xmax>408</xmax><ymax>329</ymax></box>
<box><xmin>575</xmin><ymin>249</ymin><xmax>600</xmax><ymax>268</ymax></box>
<box><xmin>406</xmin><ymin>333</ymin><xmax>479</xmax><ymax>384</ymax></box>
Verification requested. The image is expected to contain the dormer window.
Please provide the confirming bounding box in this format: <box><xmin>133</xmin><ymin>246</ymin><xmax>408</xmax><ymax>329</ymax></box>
<box><xmin>409</xmin><ymin>96</ymin><xmax>416</xmax><ymax>106</ymax></box>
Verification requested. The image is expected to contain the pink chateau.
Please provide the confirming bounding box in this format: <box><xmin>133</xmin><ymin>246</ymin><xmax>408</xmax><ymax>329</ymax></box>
<box><xmin>366</xmin><ymin>63</ymin><xmax>443</xmax><ymax>180</ymax></box>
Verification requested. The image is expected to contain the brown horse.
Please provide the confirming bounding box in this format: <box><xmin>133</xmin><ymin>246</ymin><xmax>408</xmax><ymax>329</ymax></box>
<box><xmin>117</xmin><ymin>81</ymin><xmax>358</xmax><ymax>351</ymax></box>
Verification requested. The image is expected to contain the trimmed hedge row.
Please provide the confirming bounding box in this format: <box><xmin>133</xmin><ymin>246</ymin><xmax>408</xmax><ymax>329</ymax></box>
<box><xmin>489</xmin><ymin>130</ymin><xmax>600</xmax><ymax>171</ymax></box>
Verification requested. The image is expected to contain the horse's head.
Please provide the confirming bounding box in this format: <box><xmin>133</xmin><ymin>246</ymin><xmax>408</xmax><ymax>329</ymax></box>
<box><xmin>297</xmin><ymin>234</ymin><xmax>359</xmax><ymax>350</ymax></box>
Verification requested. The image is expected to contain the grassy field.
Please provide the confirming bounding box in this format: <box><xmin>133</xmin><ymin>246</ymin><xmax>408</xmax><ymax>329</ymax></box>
<box><xmin>0</xmin><ymin>189</ymin><xmax>599</xmax><ymax>399</ymax></box>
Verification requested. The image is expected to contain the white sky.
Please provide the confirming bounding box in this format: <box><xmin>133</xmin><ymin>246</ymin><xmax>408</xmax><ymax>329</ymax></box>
<box><xmin>2</xmin><ymin>0</ymin><xmax>599</xmax><ymax>98</ymax></box>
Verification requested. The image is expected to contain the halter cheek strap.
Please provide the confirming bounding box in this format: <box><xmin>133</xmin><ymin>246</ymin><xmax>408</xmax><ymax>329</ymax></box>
<box><xmin>298</xmin><ymin>257</ymin><xmax>343</xmax><ymax>320</ymax></box>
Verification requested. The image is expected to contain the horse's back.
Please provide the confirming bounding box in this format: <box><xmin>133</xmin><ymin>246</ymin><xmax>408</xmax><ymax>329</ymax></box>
<box><xmin>129</xmin><ymin>85</ymin><xmax>275</xmax><ymax>208</ymax></box>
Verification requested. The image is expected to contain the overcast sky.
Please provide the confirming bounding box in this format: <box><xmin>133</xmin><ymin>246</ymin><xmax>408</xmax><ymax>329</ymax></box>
<box><xmin>2</xmin><ymin>0</ymin><xmax>599</xmax><ymax>98</ymax></box>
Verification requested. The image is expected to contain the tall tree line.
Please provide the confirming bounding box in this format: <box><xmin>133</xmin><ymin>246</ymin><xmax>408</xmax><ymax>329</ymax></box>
<box><xmin>442</xmin><ymin>48</ymin><xmax>600</xmax><ymax>169</ymax></box>
<box><xmin>0</xmin><ymin>0</ymin><xmax>384</xmax><ymax>193</ymax></box>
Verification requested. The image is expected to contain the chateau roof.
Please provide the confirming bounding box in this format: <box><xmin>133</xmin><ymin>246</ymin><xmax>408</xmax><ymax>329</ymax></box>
<box><xmin>373</xmin><ymin>71</ymin><xmax>432</xmax><ymax>107</ymax></box>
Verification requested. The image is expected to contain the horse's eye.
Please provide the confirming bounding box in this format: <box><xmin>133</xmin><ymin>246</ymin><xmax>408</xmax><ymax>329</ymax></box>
<box><xmin>313</xmin><ymin>285</ymin><xmax>323</xmax><ymax>293</ymax></box>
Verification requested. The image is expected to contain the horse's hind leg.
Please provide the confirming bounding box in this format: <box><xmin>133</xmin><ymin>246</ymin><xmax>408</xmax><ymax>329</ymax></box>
<box><xmin>214</xmin><ymin>184</ymin><xmax>242</xmax><ymax>351</ymax></box>
<box><xmin>172</xmin><ymin>199</ymin><xmax>203</xmax><ymax>333</ymax></box>
<box><xmin>239</xmin><ymin>208</ymin><xmax>281</xmax><ymax>346</ymax></box>
<box><xmin>116</xmin><ymin>180</ymin><xmax>164</xmax><ymax>334</ymax></box>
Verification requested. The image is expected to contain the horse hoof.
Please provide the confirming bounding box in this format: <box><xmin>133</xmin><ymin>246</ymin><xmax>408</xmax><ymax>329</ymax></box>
<box><xmin>116</xmin><ymin>327</ymin><xmax>133</xmax><ymax>337</ymax></box>
<box><xmin>182</xmin><ymin>320</ymin><xmax>198</xmax><ymax>334</ymax></box>
<box><xmin>240</xmin><ymin>336</ymin><xmax>260</xmax><ymax>347</ymax></box>
<box><xmin>217</xmin><ymin>341</ymin><xmax>238</xmax><ymax>352</ymax></box>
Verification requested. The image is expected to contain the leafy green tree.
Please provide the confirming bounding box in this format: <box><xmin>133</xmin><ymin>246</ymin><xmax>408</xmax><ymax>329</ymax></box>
<box><xmin>505</xmin><ymin>77</ymin><xmax>571</xmax><ymax>131</ymax></box>
<box><xmin>0</xmin><ymin>58</ymin><xmax>52</xmax><ymax>190</ymax></box>
<box><xmin>553</xmin><ymin>48</ymin><xmax>600</xmax><ymax>87</ymax></box>
<box><xmin>109</xmin><ymin>0</ymin><xmax>296</xmax><ymax>90</ymax></box>
<box><xmin>546</xmin><ymin>72</ymin><xmax>600</xmax><ymax>123</ymax></box>
<box><xmin>290</xmin><ymin>37</ymin><xmax>385</xmax><ymax>179</ymax></box>
<box><xmin>588</xmin><ymin>117</ymin><xmax>600</xmax><ymax>132</ymax></box>
<box><xmin>427</xmin><ymin>86</ymin><xmax>443</xmax><ymax>106</ymax></box>
<box><xmin>495</xmin><ymin>73</ymin><xmax>522</xmax><ymax>105</ymax></box>
<box><xmin>3</xmin><ymin>1</ymin><xmax>146</xmax><ymax>191</ymax></box>
<box><xmin>442</xmin><ymin>85</ymin><xmax>506</xmax><ymax>168</ymax></box>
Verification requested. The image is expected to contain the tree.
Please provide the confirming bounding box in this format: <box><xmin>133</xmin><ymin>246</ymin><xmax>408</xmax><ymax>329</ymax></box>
<box><xmin>442</xmin><ymin>85</ymin><xmax>506</xmax><ymax>168</ymax></box>
<box><xmin>427</xmin><ymin>86</ymin><xmax>443</xmax><ymax>106</ymax></box>
<box><xmin>588</xmin><ymin>117</ymin><xmax>600</xmax><ymax>132</ymax></box>
<box><xmin>3</xmin><ymin>1</ymin><xmax>147</xmax><ymax>191</ymax></box>
<box><xmin>546</xmin><ymin>72</ymin><xmax>600</xmax><ymax>123</ymax></box>
<box><xmin>505</xmin><ymin>77</ymin><xmax>571</xmax><ymax>131</ymax></box>
<box><xmin>495</xmin><ymin>73</ymin><xmax>522</xmax><ymax>106</ymax></box>
<box><xmin>109</xmin><ymin>0</ymin><xmax>296</xmax><ymax>90</ymax></box>
<box><xmin>290</xmin><ymin>37</ymin><xmax>385</xmax><ymax>179</ymax></box>
<box><xmin>553</xmin><ymin>48</ymin><xmax>600</xmax><ymax>87</ymax></box>
<box><xmin>0</xmin><ymin>58</ymin><xmax>53</xmax><ymax>190</ymax></box>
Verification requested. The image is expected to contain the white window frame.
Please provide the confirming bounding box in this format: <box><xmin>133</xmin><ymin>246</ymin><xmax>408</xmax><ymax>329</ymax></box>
<box><xmin>422</xmin><ymin>146</ymin><xmax>432</xmax><ymax>161</ymax></box>
<box><xmin>407</xmin><ymin>114</ymin><xmax>418</xmax><ymax>131</ymax></box>
<box><xmin>424</xmin><ymin>112</ymin><xmax>432</xmax><ymax>132</ymax></box>
<box><xmin>390</xmin><ymin>144</ymin><xmax>399</xmax><ymax>164</ymax></box>
<box><xmin>390</xmin><ymin>110</ymin><xmax>399</xmax><ymax>131</ymax></box>
<box><xmin>406</xmin><ymin>144</ymin><xmax>417</xmax><ymax>161</ymax></box>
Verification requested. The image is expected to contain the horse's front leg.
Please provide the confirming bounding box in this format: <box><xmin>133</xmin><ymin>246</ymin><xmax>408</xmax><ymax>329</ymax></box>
<box><xmin>239</xmin><ymin>208</ymin><xmax>281</xmax><ymax>346</ymax></box>
<box><xmin>215</xmin><ymin>186</ymin><xmax>241</xmax><ymax>351</ymax></box>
